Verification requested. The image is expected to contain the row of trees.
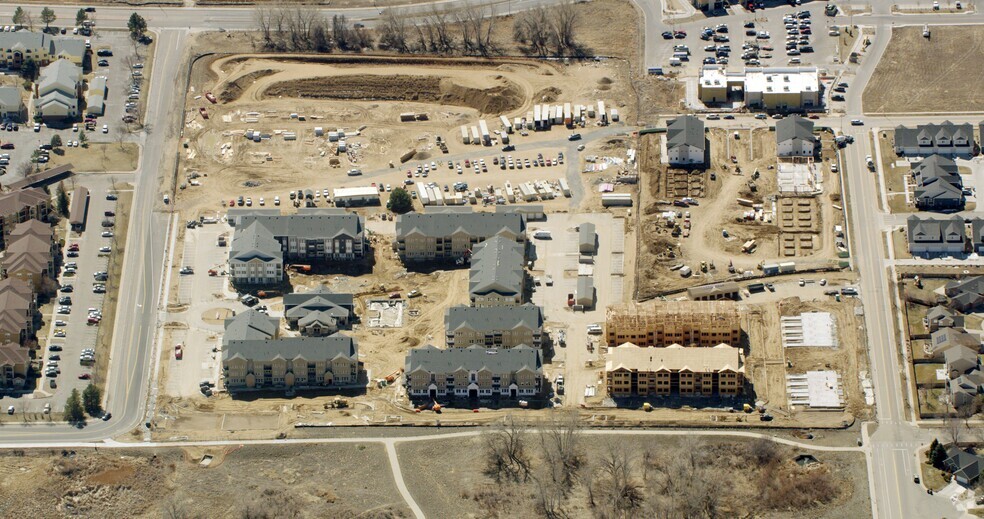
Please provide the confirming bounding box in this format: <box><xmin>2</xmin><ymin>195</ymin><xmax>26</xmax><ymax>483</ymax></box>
<box><xmin>64</xmin><ymin>384</ymin><xmax>102</xmax><ymax>424</ymax></box>
<box><xmin>254</xmin><ymin>2</ymin><xmax>584</xmax><ymax>58</ymax></box>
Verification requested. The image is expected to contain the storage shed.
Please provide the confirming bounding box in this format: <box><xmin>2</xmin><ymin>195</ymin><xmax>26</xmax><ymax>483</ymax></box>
<box><xmin>69</xmin><ymin>186</ymin><xmax>90</xmax><ymax>232</ymax></box>
<box><xmin>578</xmin><ymin>223</ymin><xmax>596</xmax><ymax>254</ymax></box>
<box><xmin>576</xmin><ymin>276</ymin><xmax>595</xmax><ymax>309</ymax></box>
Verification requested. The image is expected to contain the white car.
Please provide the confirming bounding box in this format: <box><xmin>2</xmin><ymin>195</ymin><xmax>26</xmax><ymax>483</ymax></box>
<box><xmin>259</xmin><ymin>197</ymin><xmax>265</xmax><ymax>206</ymax></box>
<box><xmin>274</xmin><ymin>196</ymin><xmax>280</xmax><ymax>206</ymax></box>
<box><xmin>850</xmin><ymin>119</ymin><xmax>864</xmax><ymax>126</ymax></box>
<box><xmin>99</xmin><ymin>246</ymin><xmax>111</xmax><ymax>253</ymax></box>
<box><xmin>102</xmin><ymin>124</ymin><xmax>109</xmax><ymax>133</ymax></box>
<box><xmin>101</xmin><ymin>231</ymin><xmax>114</xmax><ymax>238</ymax></box>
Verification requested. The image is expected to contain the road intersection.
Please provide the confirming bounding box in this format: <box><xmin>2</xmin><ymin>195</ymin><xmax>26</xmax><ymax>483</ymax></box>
<box><xmin>0</xmin><ymin>1</ymin><xmax>981</xmax><ymax>517</ymax></box>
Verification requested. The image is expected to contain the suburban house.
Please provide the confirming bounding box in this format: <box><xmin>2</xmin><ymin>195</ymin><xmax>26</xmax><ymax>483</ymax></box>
<box><xmin>282</xmin><ymin>287</ymin><xmax>355</xmax><ymax>336</ymax></box>
<box><xmin>0</xmin><ymin>188</ymin><xmax>51</xmax><ymax>250</ymax></box>
<box><xmin>445</xmin><ymin>304</ymin><xmax>543</xmax><ymax>349</ymax></box>
<box><xmin>0</xmin><ymin>87</ymin><xmax>24</xmax><ymax>122</ymax></box>
<box><xmin>0</xmin><ymin>279</ymin><xmax>36</xmax><ymax>345</ymax></box>
<box><xmin>605</xmin><ymin>343</ymin><xmax>745</xmax><ymax>397</ymax></box>
<box><xmin>946</xmin><ymin>345</ymin><xmax>980</xmax><ymax>378</ymax></box>
<box><xmin>929</xmin><ymin>327</ymin><xmax>980</xmax><ymax>357</ymax></box>
<box><xmin>894</xmin><ymin>122</ymin><xmax>974</xmax><ymax>157</ymax></box>
<box><xmin>776</xmin><ymin>115</ymin><xmax>816</xmax><ymax>157</ymax></box>
<box><xmin>943</xmin><ymin>446</ymin><xmax>984</xmax><ymax>485</ymax></box>
<box><xmin>666</xmin><ymin>115</ymin><xmax>706</xmax><ymax>166</ymax></box>
<box><xmin>0</xmin><ymin>342</ymin><xmax>29</xmax><ymax>389</ymax></box>
<box><xmin>222</xmin><ymin>334</ymin><xmax>362</xmax><ymax>392</ymax></box>
<box><xmin>469</xmin><ymin>236</ymin><xmax>526</xmax><ymax>307</ymax></box>
<box><xmin>972</xmin><ymin>219</ymin><xmax>984</xmax><ymax>254</ymax></box>
<box><xmin>906</xmin><ymin>215</ymin><xmax>966</xmax><ymax>255</ymax></box>
<box><xmin>950</xmin><ymin>370</ymin><xmax>984</xmax><ymax>408</ymax></box>
<box><xmin>944</xmin><ymin>277</ymin><xmax>984</xmax><ymax>312</ymax></box>
<box><xmin>228</xmin><ymin>221</ymin><xmax>284</xmax><ymax>286</ymax></box>
<box><xmin>605</xmin><ymin>301</ymin><xmax>741</xmax><ymax>348</ymax></box>
<box><xmin>912</xmin><ymin>155</ymin><xmax>964</xmax><ymax>211</ymax></box>
<box><xmin>404</xmin><ymin>344</ymin><xmax>543</xmax><ymax>400</ymax></box>
<box><xmin>234</xmin><ymin>209</ymin><xmax>366</xmax><ymax>262</ymax></box>
<box><xmin>34</xmin><ymin>59</ymin><xmax>82</xmax><ymax>121</ymax></box>
<box><xmin>925</xmin><ymin>305</ymin><xmax>965</xmax><ymax>332</ymax></box>
<box><xmin>0</xmin><ymin>32</ymin><xmax>85</xmax><ymax>69</ymax></box>
<box><xmin>395</xmin><ymin>211</ymin><xmax>526</xmax><ymax>263</ymax></box>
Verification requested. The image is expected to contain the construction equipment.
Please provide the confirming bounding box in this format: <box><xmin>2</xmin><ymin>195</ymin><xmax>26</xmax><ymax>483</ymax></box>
<box><xmin>199</xmin><ymin>107</ymin><xmax>209</xmax><ymax>119</ymax></box>
<box><xmin>384</xmin><ymin>369</ymin><xmax>402</xmax><ymax>384</ymax></box>
<box><xmin>288</xmin><ymin>264</ymin><xmax>312</xmax><ymax>273</ymax></box>
<box><xmin>205</xmin><ymin>92</ymin><xmax>217</xmax><ymax>104</ymax></box>
<box><xmin>257</xmin><ymin>290</ymin><xmax>281</xmax><ymax>298</ymax></box>
<box><xmin>208</xmin><ymin>269</ymin><xmax>218</xmax><ymax>276</ymax></box>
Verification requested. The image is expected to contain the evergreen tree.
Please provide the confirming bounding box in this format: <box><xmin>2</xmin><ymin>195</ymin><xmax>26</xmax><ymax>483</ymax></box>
<box><xmin>64</xmin><ymin>388</ymin><xmax>84</xmax><ymax>423</ymax></box>
<box><xmin>387</xmin><ymin>187</ymin><xmax>413</xmax><ymax>214</ymax></box>
<box><xmin>75</xmin><ymin>9</ymin><xmax>87</xmax><ymax>27</ymax></box>
<box><xmin>12</xmin><ymin>7</ymin><xmax>26</xmax><ymax>26</ymax></box>
<box><xmin>128</xmin><ymin>13</ymin><xmax>147</xmax><ymax>42</ymax></box>
<box><xmin>55</xmin><ymin>181</ymin><xmax>69</xmax><ymax>217</ymax></box>
<box><xmin>82</xmin><ymin>384</ymin><xmax>102</xmax><ymax>416</ymax></box>
<box><xmin>39</xmin><ymin>7</ymin><xmax>56</xmax><ymax>30</ymax></box>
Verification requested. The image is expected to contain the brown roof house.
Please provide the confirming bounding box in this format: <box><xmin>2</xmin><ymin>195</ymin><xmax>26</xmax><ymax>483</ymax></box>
<box><xmin>0</xmin><ymin>189</ymin><xmax>51</xmax><ymax>249</ymax></box>
<box><xmin>0</xmin><ymin>342</ymin><xmax>29</xmax><ymax>389</ymax></box>
<box><xmin>2</xmin><ymin>233</ymin><xmax>54</xmax><ymax>291</ymax></box>
<box><xmin>0</xmin><ymin>282</ymin><xmax>36</xmax><ymax>345</ymax></box>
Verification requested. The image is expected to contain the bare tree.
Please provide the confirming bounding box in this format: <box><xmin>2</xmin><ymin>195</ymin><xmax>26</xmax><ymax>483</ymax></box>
<box><xmin>378</xmin><ymin>9</ymin><xmax>410</xmax><ymax>53</ymax></box>
<box><xmin>332</xmin><ymin>15</ymin><xmax>352</xmax><ymax>50</ymax></box>
<box><xmin>254</xmin><ymin>6</ymin><xmax>273</xmax><ymax>46</ymax></box>
<box><xmin>537</xmin><ymin>409</ymin><xmax>584</xmax><ymax>489</ymax></box>
<box><xmin>592</xmin><ymin>440</ymin><xmax>644</xmax><ymax>517</ymax></box>
<box><xmin>483</xmin><ymin>415</ymin><xmax>532</xmax><ymax>483</ymax></box>
<box><xmin>644</xmin><ymin>437</ymin><xmax>722</xmax><ymax>519</ymax></box>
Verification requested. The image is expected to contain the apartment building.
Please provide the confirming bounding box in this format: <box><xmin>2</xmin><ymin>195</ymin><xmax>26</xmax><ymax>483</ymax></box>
<box><xmin>404</xmin><ymin>344</ymin><xmax>542</xmax><ymax>400</ymax></box>
<box><xmin>445</xmin><ymin>304</ymin><xmax>543</xmax><ymax>349</ymax></box>
<box><xmin>907</xmin><ymin>215</ymin><xmax>966</xmax><ymax>255</ymax></box>
<box><xmin>469</xmin><ymin>235</ymin><xmax>526</xmax><ymax>307</ymax></box>
<box><xmin>0</xmin><ymin>189</ymin><xmax>51</xmax><ymax>249</ymax></box>
<box><xmin>0</xmin><ymin>86</ymin><xmax>24</xmax><ymax>122</ymax></box>
<box><xmin>223</xmin><ymin>335</ymin><xmax>362</xmax><ymax>391</ymax></box>
<box><xmin>913</xmin><ymin>155</ymin><xmax>964</xmax><ymax>210</ymax></box>
<box><xmin>605</xmin><ymin>301</ymin><xmax>741</xmax><ymax>348</ymax></box>
<box><xmin>35</xmin><ymin>59</ymin><xmax>82</xmax><ymax>121</ymax></box>
<box><xmin>395</xmin><ymin>211</ymin><xmax>526</xmax><ymax>263</ymax></box>
<box><xmin>605</xmin><ymin>343</ymin><xmax>745</xmax><ymax>397</ymax></box>
<box><xmin>283</xmin><ymin>287</ymin><xmax>355</xmax><ymax>336</ymax></box>
<box><xmin>0</xmin><ymin>32</ymin><xmax>85</xmax><ymax>69</ymax></box>
<box><xmin>776</xmin><ymin>115</ymin><xmax>816</xmax><ymax>157</ymax></box>
<box><xmin>0</xmin><ymin>342</ymin><xmax>29</xmax><ymax>389</ymax></box>
<box><xmin>0</xmin><ymin>278</ymin><xmax>36</xmax><ymax>345</ymax></box>
<box><xmin>228</xmin><ymin>210</ymin><xmax>366</xmax><ymax>286</ymax></box>
<box><xmin>666</xmin><ymin>115</ymin><xmax>706</xmax><ymax>166</ymax></box>
<box><xmin>894</xmin><ymin>122</ymin><xmax>974</xmax><ymax>157</ymax></box>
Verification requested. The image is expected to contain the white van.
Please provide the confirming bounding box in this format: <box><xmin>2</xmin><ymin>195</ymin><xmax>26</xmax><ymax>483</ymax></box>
<box><xmin>672</xmin><ymin>52</ymin><xmax>689</xmax><ymax>61</ymax></box>
<box><xmin>533</xmin><ymin>230</ymin><xmax>552</xmax><ymax>240</ymax></box>
<box><xmin>669</xmin><ymin>57</ymin><xmax>682</xmax><ymax>66</ymax></box>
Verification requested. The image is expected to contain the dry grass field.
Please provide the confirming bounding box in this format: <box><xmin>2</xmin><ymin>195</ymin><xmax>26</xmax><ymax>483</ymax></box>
<box><xmin>864</xmin><ymin>26</ymin><xmax>984</xmax><ymax>113</ymax></box>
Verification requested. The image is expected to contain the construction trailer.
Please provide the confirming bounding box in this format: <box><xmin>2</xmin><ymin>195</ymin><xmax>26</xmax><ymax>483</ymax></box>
<box><xmin>564</xmin><ymin>103</ymin><xmax>572</xmax><ymax>126</ymax></box>
<box><xmin>500</xmin><ymin>115</ymin><xmax>513</xmax><ymax>134</ymax></box>
<box><xmin>534</xmin><ymin>105</ymin><xmax>543</xmax><ymax>130</ymax></box>
<box><xmin>470</xmin><ymin>126</ymin><xmax>480</xmax><ymax>145</ymax></box>
<box><xmin>605</xmin><ymin>300</ymin><xmax>742</xmax><ymax>348</ymax></box>
<box><xmin>598</xmin><ymin>100</ymin><xmax>608</xmax><ymax>125</ymax></box>
<box><xmin>558</xmin><ymin>178</ymin><xmax>571</xmax><ymax>197</ymax></box>
<box><xmin>461</xmin><ymin>125</ymin><xmax>470</xmax><ymax>144</ymax></box>
<box><xmin>332</xmin><ymin>186</ymin><xmax>381</xmax><ymax>207</ymax></box>
<box><xmin>479</xmin><ymin>119</ymin><xmax>491</xmax><ymax>146</ymax></box>
<box><xmin>601</xmin><ymin>193</ymin><xmax>632</xmax><ymax>206</ymax></box>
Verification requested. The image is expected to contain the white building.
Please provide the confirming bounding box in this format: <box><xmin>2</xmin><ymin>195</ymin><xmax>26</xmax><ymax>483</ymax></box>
<box><xmin>666</xmin><ymin>115</ymin><xmax>706</xmax><ymax>166</ymax></box>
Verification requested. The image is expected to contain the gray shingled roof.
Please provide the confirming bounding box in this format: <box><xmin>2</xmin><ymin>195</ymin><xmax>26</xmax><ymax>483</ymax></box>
<box><xmin>776</xmin><ymin>115</ymin><xmax>814</xmax><ymax>144</ymax></box>
<box><xmin>667</xmin><ymin>115</ymin><xmax>705</xmax><ymax>151</ymax></box>
<box><xmin>946</xmin><ymin>343</ymin><xmax>980</xmax><ymax>369</ymax></box>
<box><xmin>397</xmin><ymin>212</ymin><xmax>526</xmax><ymax>239</ymax></box>
<box><xmin>579</xmin><ymin>223</ymin><xmax>596</xmax><ymax>248</ymax></box>
<box><xmin>0</xmin><ymin>87</ymin><xmax>21</xmax><ymax>111</ymax></box>
<box><xmin>469</xmin><ymin>236</ymin><xmax>525</xmax><ymax>300</ymax></box>
<box><xmin>907</xmin><ymin>215</ymin><xmax>965</xmax><ymax>245</ymax></box>
<box><xmin>405</xmin><ymin>344</ymin><xmax>542</xmax><ymax>374</ymax></box>
<box><xmin>236</xmin><ymin>212</ymin><xmax>363</xmax><ymax>240</ymax></box>
<box><xmin>283</xmin><ymin>287</ymin><xmax>354</xmax><ymax>314</ymax></box>
<box><xmin>37</xmin><ymin>59</ymin><xmax>80</xmax><ymax>97</ymax></box>
<box><xmin>229</xmin><ymin>221</ymin><xmax>282</xmax><ymax>262</ymax></box>
<box><xmin>223</xmin><ymin>309</ymin><xmax>279</xmax><ymax>344</ymax></box>
<box><xmin>445</xmin><ymin>304</ymin><xmax>543</xmax><ymax>332</ymax></box>
<box><xmin>224</xmin><ymin>334</ymin><xmax>358</xmax><ymax>362</ymax></box>
<box><xmin>896</xmin><ymin>122</ymin><xmax>974</xmax><ymax>150</ymax></box>
<box><xmin>914</xmin><ymin>155</ymin><xmax>961</xmax><ymax>186</ymax></box>
<box><xmin>577</xmin><ymin>276</ymin><xmax>594</xmax><ymax>299</ymax></box>
<box><xmin>285</xmin><ymin>295</ymin><xmax>353</xmax><ymax>321</ymax></box>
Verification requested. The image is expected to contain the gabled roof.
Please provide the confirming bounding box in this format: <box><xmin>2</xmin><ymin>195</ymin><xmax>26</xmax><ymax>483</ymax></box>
<box><xmin>776</xmin><ymin>115</ymin><xmax>814</xmax><ymax>144</ymax></box>
<box><xmin>396</xmin><ymin>212</ymin><xmax>526</xmax><ymax>240</ymax></box>
<box><xmin>469</xmin><ymin>236</ymin><xmax>525</xmax><ymax>299</ymax></box>
<box><xmin>896</xmin><ymin>122</ymin><xmax>975</xmax><ymax>149</ymax></box>
<box><xmin>223</xmin><ymin>333</ymin><xmax>358</xmax><ymax>363</ymax></box>
<box><xmin>605</xmin><ymin>342</ymin><xmax>744</xmax><ymax>374</ymax></box>
<box><xmin>907</xmin><ymin>215</ymin><xmax>965</xmax><ymax>244</ymax></box>
<box><xmin>297</xmin><ymin>311</ymin><xmax>339</xmax><ymax>329</ymax></box>
<box><xmin>0</xmin><ymin>87</ymin><xmax>21</xmax><ymax>110</ymax></box>
<box><xmin>0</xmin><ymin>278</ymin><xmax>34</xmax><ymax>299</ymax></box>
<box><xmin>36</xmin><ymin>59</ymin><xmax>80</xmax><ymax>98</ymax></box>
<box><xmin>945</xmin><ymin>445</ymin><xmax>984</xmax><ymax>483</ymax></box>
<box><xmin>445</xmin><ymin>304</ymin><xmax>543</xmax><ymax>334</ymax></box>
<box><xmin>913</xmin><ymin>155</ymin><xmax>961</xmax><ymax>188</ymax></box>
<box><xmin>236</xmin><ymin>212</ymin><xmax>364</xmax><ymax>240</ymax></box>
<box><xmin>223</xmin><ymin>309</ymin><xmax>279</xmax><ymax>344</ymax></box>
<box><xmin>229</xmin><ymin>221</ymin><xmax>282</xmax><ymax>263</ymax></box>
<box><xmin>927</xmin><ymin>305</ymin><xmax>964</xmax><ymax>328</ymax></box>
<box><xmin>0</xmin><ymin>342</ymin><xmax>28</xmax><ymax>367</ymax></box>
<box><xmin>972</xmin><ymin>219</ymin><xmax>984</xmax><ymax>244</ymax></box>
<box><xmin>945</xmin><ymin>344</ymin><xmax>980</xmax><ymax>371</ymax></box>
<box><xmin>931</xmin><ymin>327</ymin><xmax>980</xmax><ymax>354</ymax></box>
<box><xmin>405</xmin><ymin>344</ymin><xmax>542</xmax><ymax>375</ymax></box>
<box><xmin>667</xmin><ymin>115</ymin><xmax>705</xmax><ymax>151</ymax></box>
<box><xmin>9</xmin><ymin>219</ymin><xmax>52</xmax><ymax>241</ymax></box>
<box><xmin>0</xmin><ymin>188</ymin><xmax>49</xmax><ymax>217</ymax></box>
<box><xmin>51</xmin><ymin>38</ymin><xmax>85</xmax><ymax>60</ymax></box>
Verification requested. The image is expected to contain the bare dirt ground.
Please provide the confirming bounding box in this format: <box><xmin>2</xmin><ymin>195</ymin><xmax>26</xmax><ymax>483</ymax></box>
<box><xmin>399</xmin><ymin>433</ymin><xmax>871</xmax><ymax>519</ymax></box>
<box><xmin>48</xmin><ymin>143</ymin><xmax>140</xmax><ymax>173</ymax></box>
<box><xmin>0</xmin><ymin>444</ymin><xmax>410</xmax><ymax>518</ymax></box>
<box><xmin>636</xmin><ymin>129</ymin><xmax>844</xmax><ymax>298</ymax></box>
<box><xmin>864</xmin><ymin>26</ymin><xmax>984</xmax><ymax>113</ymax></box>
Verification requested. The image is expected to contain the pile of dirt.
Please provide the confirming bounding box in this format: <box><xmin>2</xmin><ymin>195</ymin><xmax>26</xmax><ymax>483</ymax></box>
<box><xmin>219</xmin><ymin>69</ymin><xmax>277</xmax><ymax>103</ymax></box>
<box><xmin>533</xmin><ymin>86</ymin><xmax>561</xmax><ymax>103</ymax></box>
<box><xmin>262</xmin><ymin>74</ymin><xmax>524</xmax><ymax>114</ymax></box>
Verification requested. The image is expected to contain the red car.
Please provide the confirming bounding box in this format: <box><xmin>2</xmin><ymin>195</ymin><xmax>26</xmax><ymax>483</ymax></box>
<box><xmin>78</xmin><ymin>373</ymin><xmax>91</xmax><ymax>380</ymax></box>
<box><xmin>68</xmin><ymin>244</ymin><xmax>80</xmax><ymax>252</ymax></box>
<box><xmin>229</xmin><ymin>199</ymin><xmax>235</xmax><ymax>207</ymax></box>
<box><xmin>808</xmin><ymin>115</ymin><xmax>820</xmax><ymax>120</ymax></box>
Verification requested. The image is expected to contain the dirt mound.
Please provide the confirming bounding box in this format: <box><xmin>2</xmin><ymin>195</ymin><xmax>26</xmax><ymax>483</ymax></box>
<box><xmin>534</xmin><ymin>86</ymin><xmax>561</xmax><ymax>103</ymax></box>
<box><xmin>262</xmin><ymin>74</ymin><xmax>524</xmax><ymax>114</ymax></box>
<box><xmin>598</xmin><ymin>77</ymin><xmax>614</xmax><ymax>85</ymax></box>
<box><xmin>219</xmin><ymin>69</ymin><xmax>277</xmax><ymax>103</ymax></box>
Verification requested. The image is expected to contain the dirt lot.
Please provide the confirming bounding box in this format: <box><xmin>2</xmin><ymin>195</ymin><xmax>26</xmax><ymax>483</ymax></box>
<box><xmin>636</xmin><ymin>128</ymin><xmax>845</xmax><ymax>298</ymax></box>
<box><xmin>0</xmin><ymin>444</ymin><xmax>409</xmax><ymax>518</ymax></box>
<box><xmin>399</xmin><ymin>433</ymin><xmax>871</xmax><ymax>518</ymax></box>
<box><xmin>864</xmin><ymin>26</ymin><xmax>984</xmax><ymax>113</ymax></box>
<box><xmin>48</xmin><ymin>143</ymin><xmax>140</xmax><ymax>173</ymax></box>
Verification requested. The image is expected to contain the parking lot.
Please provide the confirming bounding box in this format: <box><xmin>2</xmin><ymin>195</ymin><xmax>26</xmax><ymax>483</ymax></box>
<box><xmin>0</xmin><ymin>29</ymin><xmax>145</xmax><ymax>182</ymax></box>
<box><xmin>527</xmin><ymin>212</ymin><xmax>629</xmax><ymax>406</ymax></box>
<box><xmin>656</xmin><ymin>3</ymin><xmax>841</xmax><ymax>75</ymax></box>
